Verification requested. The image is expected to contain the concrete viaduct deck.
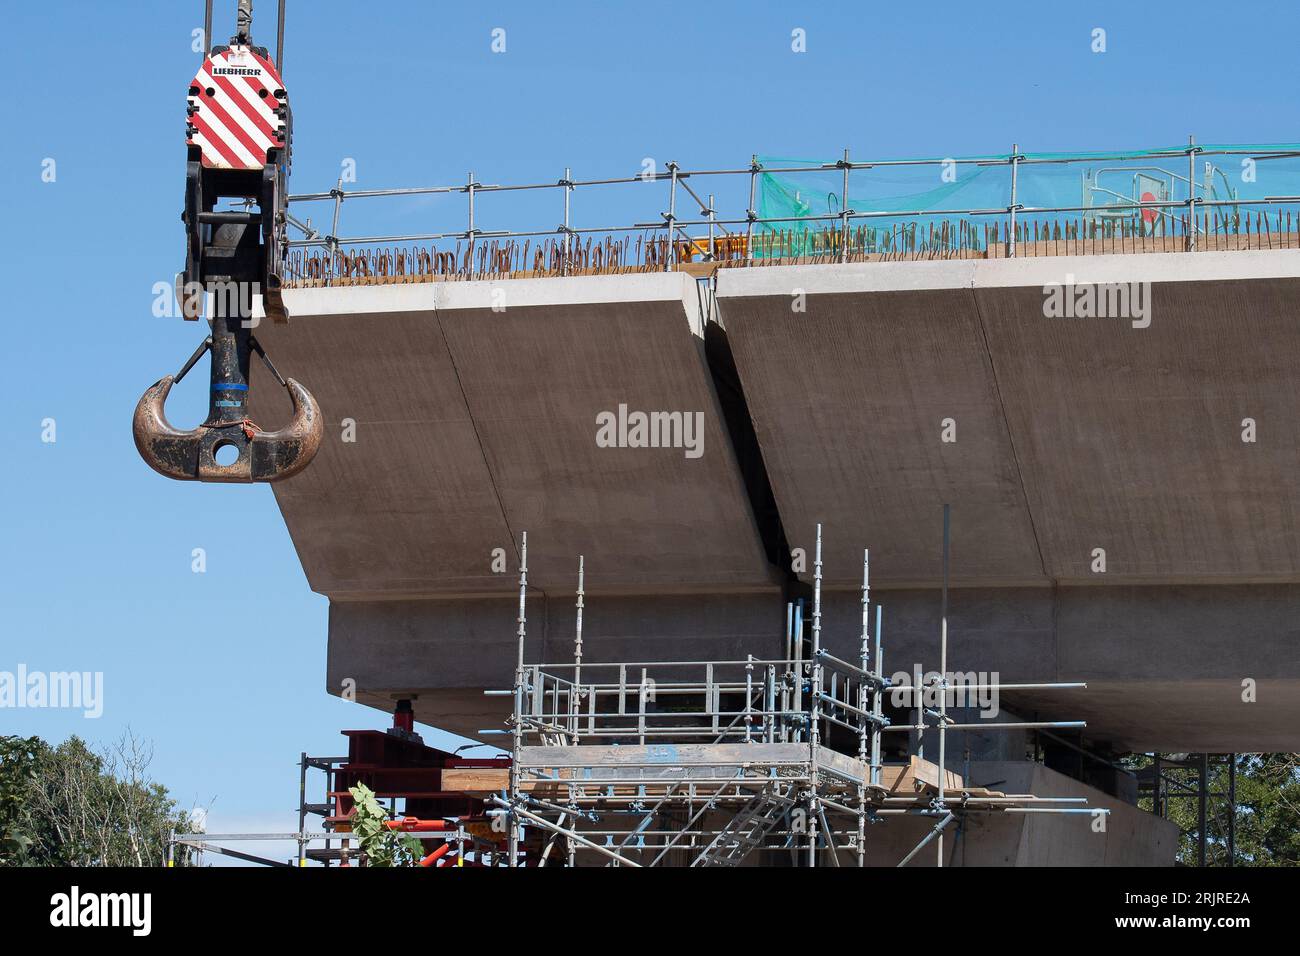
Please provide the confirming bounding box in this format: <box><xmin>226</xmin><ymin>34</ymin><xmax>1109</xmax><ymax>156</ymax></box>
<box><xmin>249</xmin><ymin>248</ymin><xmax>1300</xmax><ymax>752</ymax></box>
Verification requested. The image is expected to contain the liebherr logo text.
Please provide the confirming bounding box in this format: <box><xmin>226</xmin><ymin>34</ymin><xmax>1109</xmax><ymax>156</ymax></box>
<box><xmin>213</xmin><ymin>67</ymin><xmax>260</xmax><ymax>75</ymax></box>
<box><xmin>50</xmin><ymin>887</ymin><xmax>151</xmax><ymax>936</ymax></box>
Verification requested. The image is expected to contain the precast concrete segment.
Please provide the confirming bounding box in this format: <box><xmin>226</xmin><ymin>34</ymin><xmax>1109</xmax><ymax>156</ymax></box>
<box><xmin>714</xmin><ymin>277</ymin><xmax>1043</xmax><ymax>587</ymax></box>
<box><xmin>246</xmin><ymin>297</ymin><xmax>511</xmax><ymax>597</ymax></box>
<box><xmin>251</xmin><ymin>273</ymin><xmax>777</xmax><ymax>597</ymax></box>
<box><xmin>717</xmin><ymin>250</ymin><xmax>1300</xmax><ymax>587</ymax></box>
<box><xmin>432</xmin><ymin>275</ymin><xmax>774</xmax><ymax>593</ymax></box>
<box><xmin>976</xmin><ymin>276</ymin><xmax>1300</xmax><ymax>583</ymax></box>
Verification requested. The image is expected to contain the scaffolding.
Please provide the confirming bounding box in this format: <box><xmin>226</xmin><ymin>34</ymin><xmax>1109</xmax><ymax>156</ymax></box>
<box><xmin>490</xmin><ymin>510</ymin><xmax>1105</xmax><ymax>867</ymax></box>
<box><xmin>168</xmin><ymin>753</ymin><xmax>343</xmax><ymax>867</ymax></box>
<box><xmin>168</xmin><ymin>738</ymin><xmax>505</xmax><ymax>867</ymax></box>
<box><xmin>1138</xmin><ymin>753</ymin><xmax>1239</xmax><ymax>867</ymax></box>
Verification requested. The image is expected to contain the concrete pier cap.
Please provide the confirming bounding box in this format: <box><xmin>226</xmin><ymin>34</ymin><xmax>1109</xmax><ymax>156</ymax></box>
<box><xmin>253</xmin><ymin>248</ymin><xmax>1300</xmax><ymax>752</ymax></box>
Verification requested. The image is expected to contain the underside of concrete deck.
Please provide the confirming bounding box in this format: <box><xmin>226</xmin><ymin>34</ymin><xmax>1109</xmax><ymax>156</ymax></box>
<box><xmin>251</xmin><ymin>273</ymin><xmax>776</xmax><ymax>597</ymax></box>
<box><xmin>255</xmin><ymin>249</ymin><xmax>1300</xmax><ymax>753</ymax></box>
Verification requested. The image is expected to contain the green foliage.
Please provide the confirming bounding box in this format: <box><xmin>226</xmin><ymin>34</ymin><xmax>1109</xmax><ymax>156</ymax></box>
<box><xmin>347</xmin><ymin>783</ymin><xmax>423</xmax><ymax>867</ymax></box>
<box><xmin>1129</xmin><ymin>753</ymin><xmax>1300</xmax><ymax>866</ymax></box>
<box><xmin>0</xmin><ymin>735</ymin><xmax>50</xmax><ymax>862</ymax></box>
<box><xmin>1228</xmin><ymin>755</ymin><xmax>1300</xmax><ymax>866</ymax></box>
<box><xmin>0</xmin><ymin>733</ymin><xmax>194</xmax><ymax>867</ymax></box>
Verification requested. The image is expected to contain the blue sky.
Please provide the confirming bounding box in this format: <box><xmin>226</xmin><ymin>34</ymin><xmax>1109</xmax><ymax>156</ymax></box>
<box><xmin>2</xmin><ymin>0</ymin><xmax>1296</xmax><ymax>860</ymax></box>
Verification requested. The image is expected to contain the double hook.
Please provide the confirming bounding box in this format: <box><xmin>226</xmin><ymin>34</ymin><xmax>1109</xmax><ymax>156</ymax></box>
<box><xmin>133</xmin><ymin>308</ymin><xmax>321</xmax><ymax>483</ymax></box>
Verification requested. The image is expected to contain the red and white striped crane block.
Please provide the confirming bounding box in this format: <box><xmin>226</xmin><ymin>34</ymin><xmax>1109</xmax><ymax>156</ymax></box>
<box><xmin>186</xmin><ymin>46</ymin><xmax>287</xmax><ymax>170</ymax></box>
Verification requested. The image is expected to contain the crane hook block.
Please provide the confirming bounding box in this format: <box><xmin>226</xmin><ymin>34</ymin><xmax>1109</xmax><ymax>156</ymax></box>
<box><xmin>133</xmin><ymin>374</ymin><xmax>322</xmax><ymax>483</ymax></box>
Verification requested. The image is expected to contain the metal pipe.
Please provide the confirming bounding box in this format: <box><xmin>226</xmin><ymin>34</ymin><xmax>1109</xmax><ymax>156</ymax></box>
<box><xmin>746</xmin><ymin>155</ymin><xmax>759</xmax><ymax>264</ymax></box>
<box><xmin>296</xmin><ymin>751</ymin><xmax>307</xmax><ymax>866</ymax></box>
<box><xmin>792</xmin><ymin>600</ymin><xmax>804</xmax><ymax>730</ymax></box>
<box><xmin>818</xmin><ymin>804</ymin><xmax>841</xmax><ymax>866</ymax></box>
<box><xmin>871</xmin><ymin>604</ymin><xmax>883</xmax><ymax>787</ymax></box>
<box><xmin>816</xmin><ymin>649</ymin><xmax>887</xmax><ymax>686</ymax></box>
<box><xmin>501</xmin><ymin>674</ymin><xmax>1081</xmax><ymax>691</ymax></box>
<box><xmin>466</xmin><ymin>170</ymin><xmax>477</xmax><ymax>251</ymax></box>
<box><xmin>655</xmin><ymin>778</ymin><xmax>740</xmax><ymax>866</ymax></box>
<box><xmin>284</xmin><ymin>190</ymin><xmax>1298</xmax><ymax>250</ymax></box>
<box><xmin>822</xmin><ymin>710</ymin><xmax>869</xmax><ymax>735</ymax></box>
<box><xmin>561</xmin><ymin>167</ymin><xmax>573</xmax><ymax>276</ymax></box>
<box><xmin>512</xmin><ymin>699</ymin><xmax>1084</xmax><ymax>722</ymax></box>
<box><xmin>808</xmin><ymin>525</ymin><xmax>824</xmax><ymax>868</ymax></box>
<box><xmin>419</xmin><ymin>842</ymin><xmax>453</xmax><ymax>867</ymax></box>
<box><xmin>493</xmin><ymin>798</ymin><xmax>641</xmax><ymax>867</ymax></box>
<box><xmin>1008</xmin><ymin>144</ymin><xmax>1020</xmax><ymax>257</ymax></box>
<box><xmin>327</xmin><ymin>177</ymin><xmax>343</xmax><ymax>256</ymax></box>
<box><xmin>204</xmin><ymin>0</ymin><xmax>213</xmax><ymax>55</ymax></box>
<box><xmin>707</xmin><ymin>193</ymin><xmax>716</xmax><ymax>260</ymax></box>
<box><xmin>882</xmin><ymin>796</ymin><xmax>1087</xmax><ymax>805</ymax></box>
<box><xmin>1003</xmin><ymin>807</ymin><xmax>1110</xmax><ymax>814</ymax></box>
<box><xmin>498</xmin><ymin>656</ymin><xmax>812</xmax><ymax>670</ymax></box>
<box><xmin>813</xmin><ymin>693</ymin><xmax>886</xmax><ymax>724</ymax></box>
<box><xmin>276</xmin><ymin>0</ymin><xmax>286</xmax><ymax>71</ymax></box>
<box><xmin>840</xmin><ymin>147</ymin><xmax>851</xmax><ymax>263</ymax></box>
<box><xmin>857</xmin><ymin>547</ymin><xmax>869</xmax><ymax>868</ymax></box>
<box><xmin>883</xmin><ymin>720</ymin><xmax>1086</xmax><ymax>733</ymax></box>
<box><xmin>665</xmin><ymin>162</ymin><xmax>679</xmax><ymax>269</ymax></box>
<box><xmin>784</xmin><ymin>602</ymin><xmax>794</xmax><ymax>667</ymax></box>
<box><xmin>508</xmin><ymin>530</ymin><xmax>528</xmax><ymax>868</ymax></box>
<box><xmin>898</xmin><ymin>812</ymin><xmax>954</xmax><ymax>867</ymax></box>
<box><xmin>937</xmin><ymin>503</ymin><xmax>950</xmax><ymax>866</ymax></box>
<box><xmin>743</xmin><ymin>656</ymin><xmax>753</xmax><ymax>743</ymax></box>
<box><xmin>573</xmin><ymin>555</ymin><xmax>584</xmax><ymax>737</ymax></box>
<box><xmin>1227</xmin><ymin>754</ymin><xmax>1236</xmax><ymax>866</ymax></box>
<box><xmin>1152</xmin><ymin>753</ymin><xmax>1164</xmax><ymax>817</ymax></box>
<box><xmin>1197</xmin><ymin>752</ymin><xmax>1208</xmax><ymax>867</ymax></box>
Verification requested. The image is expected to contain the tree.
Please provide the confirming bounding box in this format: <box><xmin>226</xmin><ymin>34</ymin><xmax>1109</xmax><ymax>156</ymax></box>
<box><xmin>0</xmin><ymin>735</ymin><xmax>48</xmax><ymax>861</ymax></box>
<box><xmin>1232</xmin><ymin>754</ymin><xmax>1300</xmax><ymax>865</ymax></box>
<box><xmin>1128</xmin><ymin>753</ymin><xmax>1300</xmax><ymax>866</ymax></box>
<box><xmin>0</xmin><ymin>732</ymin><xmax>196</xmax><ymax>867</ymax></box>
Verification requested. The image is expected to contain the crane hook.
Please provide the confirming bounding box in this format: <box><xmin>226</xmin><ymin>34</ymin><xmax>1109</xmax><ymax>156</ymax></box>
<box><xmin>133</xmin><ymin>324</ymin><xmax>322</xmax><ymax>483</ymax></box>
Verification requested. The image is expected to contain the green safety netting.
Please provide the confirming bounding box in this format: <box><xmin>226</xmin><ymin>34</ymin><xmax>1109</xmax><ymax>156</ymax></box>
<box><xmin>752</xmin><ymin>144</ymin><xmax>1300</xmax><ymax>257</ymax></box>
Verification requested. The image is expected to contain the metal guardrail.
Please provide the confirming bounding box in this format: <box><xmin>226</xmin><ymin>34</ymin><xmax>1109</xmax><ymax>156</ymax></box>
<box><xmin>283</xmin><ymin>140</ymin><xmax>1300</xmax><ymax>270</ymax></box>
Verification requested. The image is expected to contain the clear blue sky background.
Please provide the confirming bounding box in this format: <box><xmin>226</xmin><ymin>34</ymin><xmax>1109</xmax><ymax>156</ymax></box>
<box><xmin>2</xmin><ymin>0</ymin><xmax>1296</xmax><ymax>859</ymax></box>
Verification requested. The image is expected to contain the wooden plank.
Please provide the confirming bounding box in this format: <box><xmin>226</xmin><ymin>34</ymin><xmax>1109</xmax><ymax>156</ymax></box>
<box><xmin>909</xmin><ymin>754</ymin><xmax>963</xmax><ymax>793</ymax></box>
<box><xmin>439</xmin><ymin>767</ymin><xmax>510</xmax><ymax>793</ymax></box>
<box><xmin>882</xmin><ymin>762</ymin><xmax>919</xmax><ymax>794</ymax></box>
